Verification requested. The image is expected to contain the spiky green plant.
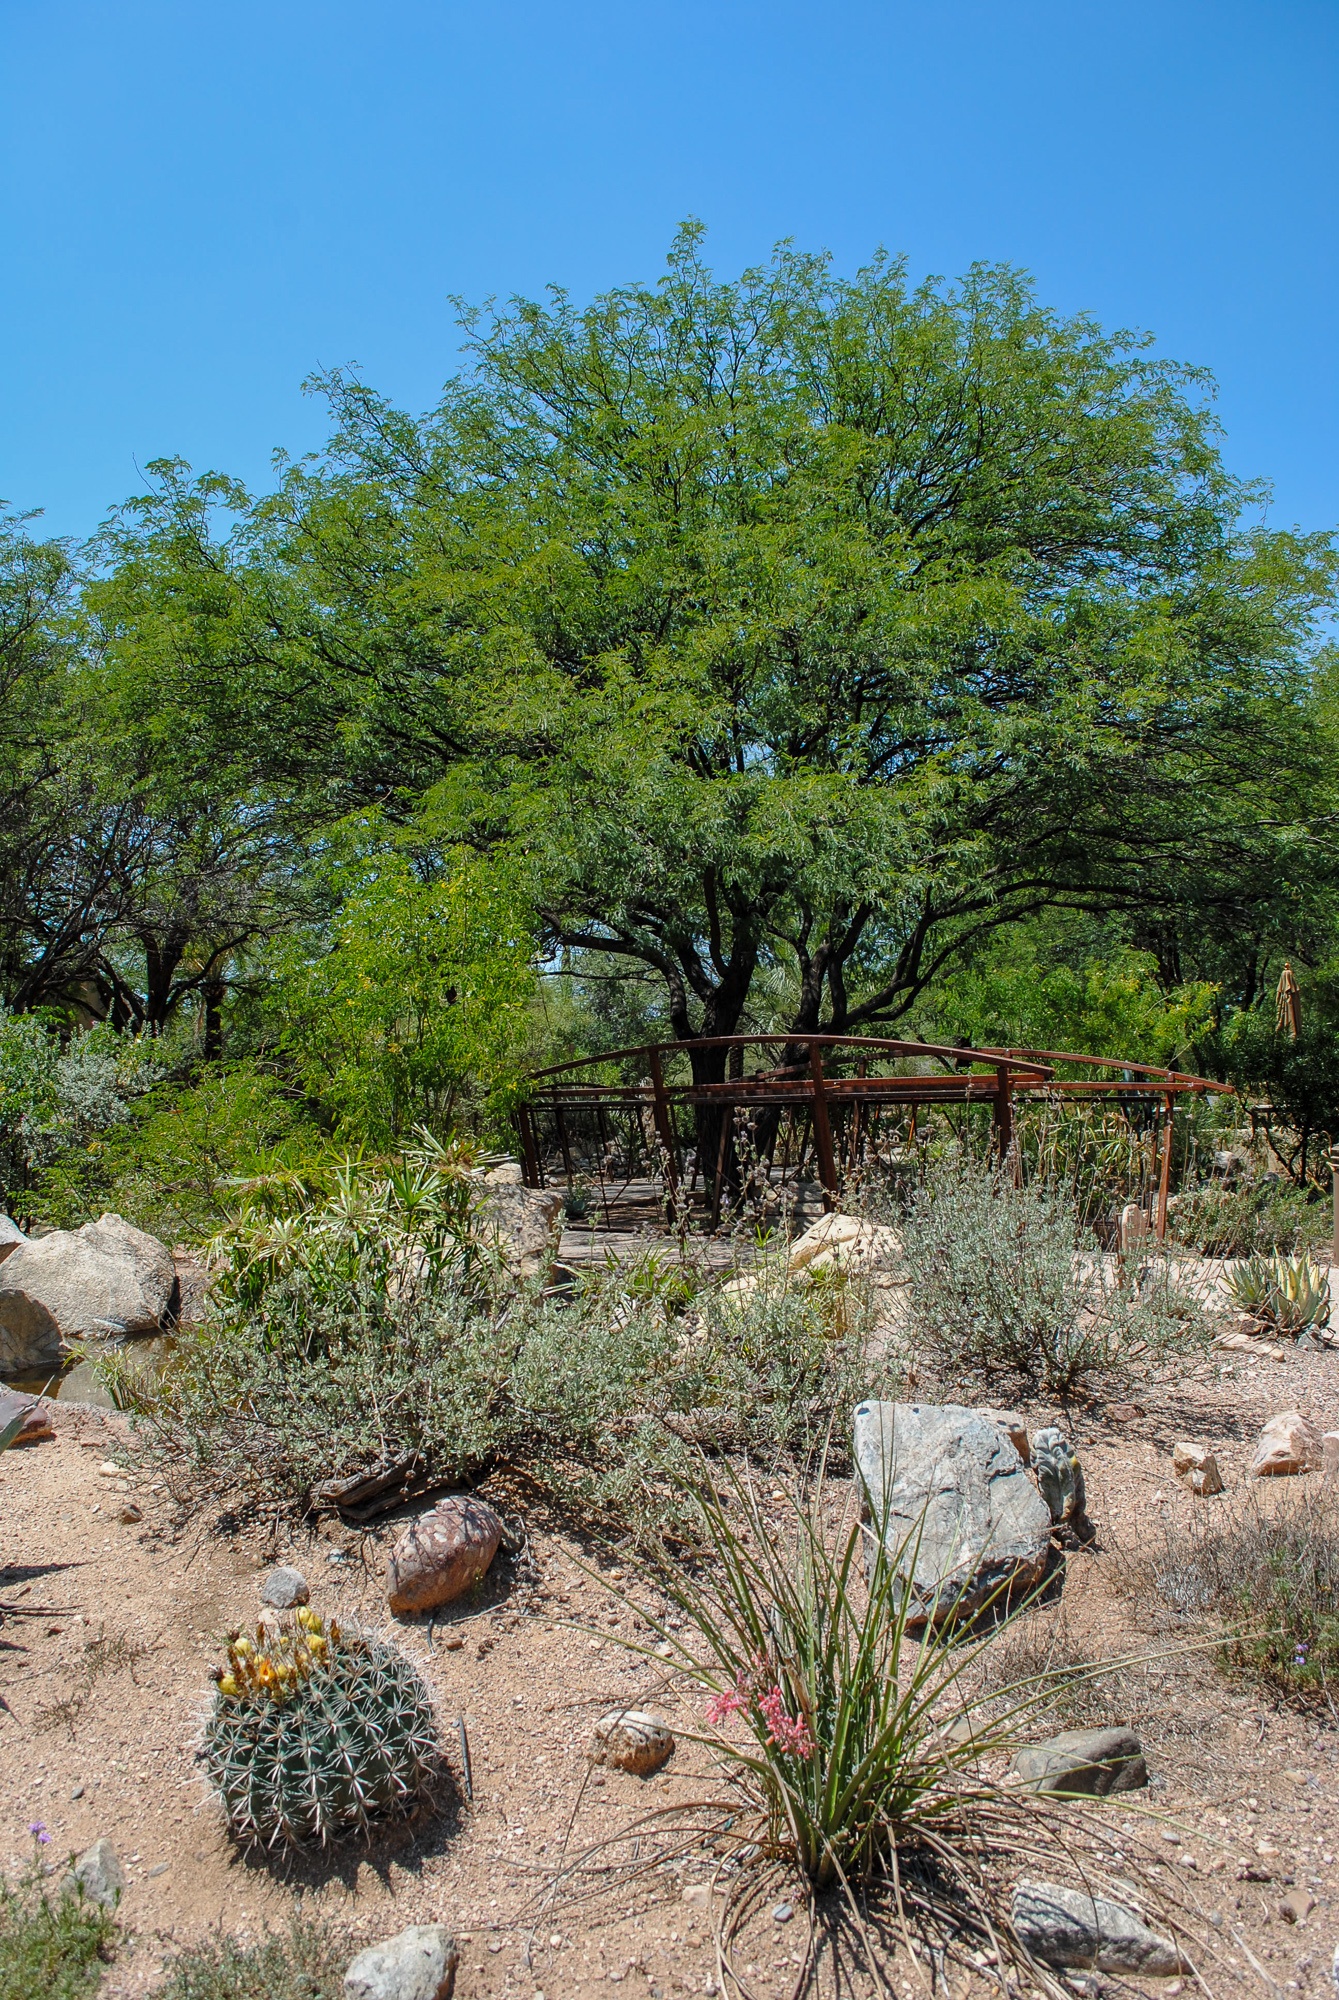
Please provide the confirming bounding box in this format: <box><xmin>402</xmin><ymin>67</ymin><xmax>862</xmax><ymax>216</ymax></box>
<box><xmin>199</xmin><ymin>1611</ymin><xmax>439</xmax><ymax>1848</ymax></box>
<box><xmin>1225</xmin><ymin>1252</ymin><xmax>1330</xmax><ymax>1333</ymax></box>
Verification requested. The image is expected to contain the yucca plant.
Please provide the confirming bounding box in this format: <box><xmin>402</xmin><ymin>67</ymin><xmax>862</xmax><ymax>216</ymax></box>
<box><xmin>610</xmin><ymin>1459</ymin><xmax>1076</xmax><ymax>1889</ymax></box>
<box><xmin>1225</xmin><ymin>1252</ymin><xmax>1330</xmax><ymax>1334</ymax></box>
<box><xmin>199</xmin><ymin>1611</ymin><xmax>439</xmax><ymax>1849</ymax></box>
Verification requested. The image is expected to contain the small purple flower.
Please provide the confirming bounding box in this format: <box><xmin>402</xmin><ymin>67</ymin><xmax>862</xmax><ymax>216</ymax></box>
<box><xmin>28</xmin><ymin>1820</ymin><xmax>50</xmax><ymax>1844</ymax></box>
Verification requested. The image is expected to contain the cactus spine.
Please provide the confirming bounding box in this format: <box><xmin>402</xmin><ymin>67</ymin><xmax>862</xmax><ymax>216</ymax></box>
<box><xmin>201</xmin><ymin>1610</ymin><xmax>438</xmax><ymax>1847</ymax></box>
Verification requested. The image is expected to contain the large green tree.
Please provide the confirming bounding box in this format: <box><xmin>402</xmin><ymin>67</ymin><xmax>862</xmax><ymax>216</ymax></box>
<box><xmin>79</xmin><ymin>232</ymin><xmax>1339</xmax><ymax>1090</ymax></box>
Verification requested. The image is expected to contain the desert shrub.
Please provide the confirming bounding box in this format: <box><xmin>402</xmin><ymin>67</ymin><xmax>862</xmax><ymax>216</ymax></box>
<box><xmin>1169</xmin><ymin>1177</ymin><xmax>1323</xmax><ymax>1257</ymax></box>
<box><xmin>1117</xmin><ymin>1489</ymin><xmax>1339</xmax><ymax>1710</ymax></box>
<box><xmin>971</xmin><ymin>1610</ymin><xmax>1137</xmax><ymax>1731</ymax></box>
<box><xmin>0</xmin><ymin>1854</ymin><xmax>116</xmax><ymax>2000</ymax></box>
<box><xmin>897</xmin><ymin>1152</ymin><xmax>1204</xmax><ymax>1394</ymax></box>
<box><xmin>154</xmin><ymin>1918</ymin><xmax>342</xmax><ymax>2000</ymax></box>
<box><xmin>132</xmin><ymin>1236</ymin><xmax>881</xmax><ymax>1532</ymax></box>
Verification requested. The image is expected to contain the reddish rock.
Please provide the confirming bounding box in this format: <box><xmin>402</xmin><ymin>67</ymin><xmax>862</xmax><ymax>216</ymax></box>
<box><xmin>386</xmin><ymin>1495</ymin><xmax>503</xmax><ymax>1615</ymax></box>
<box><xmin>1250</xmin><ymin>1411</ymin><xmax>1322</xmax><ymax>1478</ymax></box>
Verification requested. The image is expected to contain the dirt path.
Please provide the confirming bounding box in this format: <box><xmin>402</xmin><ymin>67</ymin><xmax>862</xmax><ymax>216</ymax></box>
<box><xmin>5</xmin><ymin>1348</ymin><xmax>1339</xmax><ymax>1996</ymax></box>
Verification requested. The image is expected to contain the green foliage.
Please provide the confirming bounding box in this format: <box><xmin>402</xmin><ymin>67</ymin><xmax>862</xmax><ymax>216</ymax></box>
<box><xmin>272</xmin><ymin>828</ymin><xmax>535</xmax><ymax>1145</ymax></box>
<box><xmin>894</xmin><ymin>1152</ymin><xmax>1205</xmax><ymax>1393</ymax></box>
<box><xmin>28</xmin><ymin>1062</ymin><xmax>316</xmax><ymax>1238</ymax></box>
<box><xmin>1223</xmin><ymin>1251</ymin><xmax>1330</xmax><ymax>1332</ymax></box>
<box><xmin>0</xmin><ymin>1008</ymin><xmax>171</xmax><ymax>1219</ymax></box>
<box><xmin>1197</xmin><ymin>968</ymin><xmax>1339</xmax><ymax>1181</ymax></box>
<box><xmin>930</xmin><ymin>937</ymin><xmax>1218</xmax><ymax>1069</ymax></box>
<box><xmin>200</xmin><ymin>1612</ymin><xmax>438</xmax><ymax>1848</ymax></box>
<box><xmin>154</xmin><ymin>1920</ymin><xmax>342</xmax><ymax>2000</ymax></box>
<box><xmin>0</xmin><ymin>1858</ymin><xmax>116</xmax><ymax>2000</ymax></box>
<box><xmin>1168</xmin><ymin>1175</ymin><xmax>1321</xmax><ymax>1257</ymax></box>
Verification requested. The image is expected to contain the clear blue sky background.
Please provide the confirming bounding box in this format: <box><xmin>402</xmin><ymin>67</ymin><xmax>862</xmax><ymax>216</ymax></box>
<box><xmin>2</xmin><ymin>0</ymin><xmax>1335</xmax><ymax>544</ymax></box>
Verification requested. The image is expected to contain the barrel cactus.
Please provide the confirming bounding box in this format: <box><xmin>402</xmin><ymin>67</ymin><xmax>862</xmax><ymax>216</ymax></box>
<box><xmin>200</xmin><ymin>1611</ymin><xmax>439</xmax><ymax>1848</ymax></box>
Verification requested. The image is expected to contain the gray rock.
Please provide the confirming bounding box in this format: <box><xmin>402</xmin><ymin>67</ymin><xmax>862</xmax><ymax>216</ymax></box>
<box><xmin>1011</xmin><ymin>1726</ymin><xmax>1148</xmax><ymax>1797</ymax></box>
<box><xmin>590</xmin><ymin>1708</ymin><xmax>675</xmax><ymax>1774</ymax></box>
<box><xmin>0</xmin><ymin>1214</ymin><xmax>26</xmax><ymax>1266</ymax></box>
<box><xmin>0</xmin><ymin>1213</ymin><xmax>176</xmax><ymax>1371</ymax></box>
<box><xmin>260</xmin><ymin>1565</ymin><xmax>310</xmax><ymax>1609</ymax></box>
<box><xmin>344</xmin><ymin>1924</ymin><xmax>458</xmax><ymax>2000</ymax></box>
<box><xmin>853</xmin><ymin>1400</ymin><xmax>1053</xmax><ymax>1623</ymax></box>
<box><xmin>1013</xmin><ymin>1878</ymin><xmax>1181</xmax><ymax>1975</ymax></box>
<box><xmin>387</xmin><ymin>1494</ymin><xmax>503</xmax><ymax>1615</ymax></box>
<box><xmin>475</xmin><ymin>1184</ymin><xmax>564</xmax><ymax>1282</ymax></box>
<box><xmin>171</xmin><ymin>1248</ymin><xmax>211</xmax><ymax>1325</ymax></box>
<box><xmin>65</xmin><ymin>1835</ymin><xmax>125</xmax><ymax>1908</ymax></box>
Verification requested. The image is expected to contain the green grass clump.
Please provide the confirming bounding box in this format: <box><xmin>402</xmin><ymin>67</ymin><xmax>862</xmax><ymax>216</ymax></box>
<box><xmin>0</xmin><ymin>1867</ymin><xmax>116</xmax><ymax>2000</ymax></box>
<box><xmin>155</xmin><ymin>1919</ymin><xmax>343</xmax><ymax>2000</ymax></box>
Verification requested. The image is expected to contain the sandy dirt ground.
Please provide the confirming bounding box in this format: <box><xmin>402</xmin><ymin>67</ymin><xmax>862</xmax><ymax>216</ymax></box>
<box><xmin>7</xmin><ymin>1342</ymin><xmax>1339</xmax><ymax>1998</ymax></box>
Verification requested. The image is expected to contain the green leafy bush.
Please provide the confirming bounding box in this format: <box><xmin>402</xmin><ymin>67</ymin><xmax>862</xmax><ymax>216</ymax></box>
<box><xmin>0</xmin><ymin>1857</ymin><xmax>116</xmax><ymax>2000</ymax></box>
<box><xmin>896</xmin><ymin>1152</ymin><xmax>1204</xmax><ymax>1394</ymax></box>
<box><xmin>154</xmin><ymin>1919</ymin><xmax>342</xmax><ymax>2000</ymax></box>
<box><xmin>1169</xmin><ymin>1177</ymin><xmax>1323</xmax><ymax>1258</ymax></box>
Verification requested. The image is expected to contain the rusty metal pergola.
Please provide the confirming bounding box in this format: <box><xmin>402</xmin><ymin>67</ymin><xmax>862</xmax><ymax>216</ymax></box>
<box><xmin>515</xmin><ymin>1034</ymin><xmax>1232</xmax><ymax>1240</ymax></box>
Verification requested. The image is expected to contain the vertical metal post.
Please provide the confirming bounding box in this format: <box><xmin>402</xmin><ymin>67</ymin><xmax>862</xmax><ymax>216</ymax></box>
<box><xmin>647</xmin><ymin>1050</ymin><xmax>680</xmax><ymax>1199</ymax></box>
<box><xmin>515</xmin><ymin>1106</ymin><xmax>542</xmax><ymax>1189</ymax></box>
<box><xmin>1156</xmin><ymin>1092</ymin><xmax>1175</xmax><ymax>1241</ymax></box>
<box><xmin>809</xmin><ymin>1046</ymin><xmax>839</xmax><ymax>1210</ymax></box>
<box><xmin>554</xmin><ymin>1104</ymin><xmax>575</xmax><ymax>1183</ymax></box>
<box><xmin>1330</xmin><ymin>1147</ymin><xmax>1339</xmax><ymax>1267</ymax></box>
<box><xmin>994</xmin><ymin>1065</ymin><xmax>1014</xmax><ymax>1166</ymax></box>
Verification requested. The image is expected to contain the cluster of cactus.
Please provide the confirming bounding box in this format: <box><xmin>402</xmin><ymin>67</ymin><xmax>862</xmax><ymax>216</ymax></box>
<box><xmin>1032</xmin><ymin>1425</ymin><xmax>1087</xmax><ymax>1527</ymax></box>
<box><xmin>200</xmin><ymin>1610</ymin><xmax>439</xmax><ymax>1848</ymax></box>
<box><xmin>1225</xmin><ymin>1252</ymin><xmax>1331</xmax><ymax>1335</ymax></box>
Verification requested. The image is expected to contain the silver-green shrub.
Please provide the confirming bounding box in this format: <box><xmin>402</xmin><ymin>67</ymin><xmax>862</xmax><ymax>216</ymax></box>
<box><xmin>898</xmin><ymin>1152</ymin><xmax>1203</xmax><ymax>1393</ymax></box>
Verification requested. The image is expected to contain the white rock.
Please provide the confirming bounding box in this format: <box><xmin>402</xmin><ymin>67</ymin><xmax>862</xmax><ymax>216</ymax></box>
<box><xmin>474</xmin><ymin>1185</ymin><xmax>564</xmax><ymax>1281</ymax></box>
<box><xmin>0</xmin><ymin>1213</ymin><xmax>176</xmax><ymax>1371</ymax></box>
<box><xmin>786</xmin><ymin>1213</ymin><xmax>899</xmax><ymax>1277</ymax></box>
<box><xmin>344</xmin><ymin>1924</ymin><xmax>458</xmax><ymax>2000</ymax></box>
<box><xmin>0</xmin><ymin>1214</ymin><xmax>26</xmax><ymax>1265</ymax></box>
<box><xmin>1250</xmin><ymin>1410</ymin><xmax>1322</xmax><ymax>1478</ymax></box>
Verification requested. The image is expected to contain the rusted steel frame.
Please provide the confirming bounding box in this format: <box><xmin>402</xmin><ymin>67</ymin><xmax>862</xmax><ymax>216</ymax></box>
<box><xmin>647</xmin><ymin>1049</ymin><xmax>681</xmax><ymax>1199</ymax></box>
<box><xmin>994</xmin><ymin>1064</ymin><xmax>1014</xmax><ymax>1164</ymax></box>
<box><xmin>530</xmin><ymin>1032</ymin><xmax>1052</xmax><ymax>1083</ymax></box>
<box><xmin>808</xmin><ymin>1047</ymin><xmax>839</xmax><ymax>1209</ymax></box>
<box><xmin>553</xmin><ymin>1103</ymin><xmax>576</xmax><ymax>1182</ymax></box>
<box><xmin>710</xmin><ymin>1105</ymin><xmax>733</xmax><ymax>1229</ymax></box>
<box><xmin>1156</xmin><ymin>1091</ymin><xmax>1175</xmax><ymax>1241</ymax></box>
<box><xmin>849</xmin><ymin>1056</ymin><xmax>868</xmax><ymax>1168</ymax></box>
<box><xmin>515</xmin><ymin>1105</ymin><xmax>543</xmax><ymax>1188</ymax></box>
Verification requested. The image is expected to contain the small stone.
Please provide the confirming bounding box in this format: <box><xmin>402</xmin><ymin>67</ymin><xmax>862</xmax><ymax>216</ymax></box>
<box><xmin>260</xmin><ymin>1566</ymin><xmax>310</xmax><ymax>1609</ymax></box>
<box><xmin>343</xmin><ymin>1923</ymin><xmax>459</xmax><ymax>2000</ymax></box>
<box><xmin>1280</xmin><ymin>1890</ymin><xmax>1316</xmax><ymax>1925</ymax></box>
<box><xmin>1011</xmin><ymin>1728</ymin><xmax>1148</xmax><ymax>1798</ymax></box>
<box><xmin>65</xmin><ymin>1836</ymin><xmax>125</xmax><ymax>1908</ymax></box>
<box><xmin>386</xmin><ymin>1496</ymin><xmax>503</xmax><ymax>1616</ymax></box>
<box><xmin>147</xmin><ymin>1861</ymin><xmax>168</xmax><ymax>1877</ymax></box>
<box><xmin>1172</xmin><ymin>1441</ymin><xmax>1224</xmax><ymax>1496</ymax></box>
<box><xmin>771</xmin><ymin>1903</ymin><xmax>794</xmax><ymax>1924</ymax></box>
<box><xmin>70</xmin><ymin>1783</ymin><xmax>84</xmax><ymax>1800</ymax></box>
<box><xmin>1251</xmin><ymin>1411</ymin><xmax>1323</xmax><ymax>1478</ymax></box>
<box><xmin>98</xmin><ymin>1461</ymin><xmax>120</xmax><ymax>1476</ymax></box>
<box><xmin>682</xmin><ymin>1885</ymin><xmax>710</xmax><ymax>1906</ymax></box>
<box><xmin>118</xmin><ymin>1503</ymin><xmax>143</xmax><ymax>1524</ymax></box>
<box><xmin>590</xmin><ymin>1709</ymin><xmax>675</xmax><ymax>1775</ymax></box>
<box><xmin>1012</xmin><ymin>1878</ymin><xmax>1182</xmax><ymax>1976</ymax></box>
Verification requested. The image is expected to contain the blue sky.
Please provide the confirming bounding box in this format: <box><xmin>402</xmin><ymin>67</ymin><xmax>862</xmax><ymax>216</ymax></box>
<box><xmin>2</xmin><ymin>0</ymin><xmax>1335</xmax><ymax>543</ymax></box>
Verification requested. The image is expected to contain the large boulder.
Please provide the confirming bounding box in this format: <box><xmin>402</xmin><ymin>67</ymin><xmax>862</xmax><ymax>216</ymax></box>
<box><xmin>853</xmin><ymin>1400</ymin><xmax>1052</xmax><ymax>1624</ymax></box>
<box><xmin>0</xmin><ymin>1214</ymin><xmax>26</xmax><ymax>1266</ymax></box>
<box><xmin>475</xmin><ymin>1184</ymin><xmax>564</xmax><ymax>1282</ymax></box>
<box><xmin>0</xmin><ymin>1213</ymin><xmax>177</xmax><ymax>1372</ymax></box>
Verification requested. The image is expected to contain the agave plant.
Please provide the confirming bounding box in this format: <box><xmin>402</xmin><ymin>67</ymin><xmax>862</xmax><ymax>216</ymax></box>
<box><xmin>1225</xmin><ymin>1252</ymin><xmax>1330</xmax><ymax>1334</ymax></box>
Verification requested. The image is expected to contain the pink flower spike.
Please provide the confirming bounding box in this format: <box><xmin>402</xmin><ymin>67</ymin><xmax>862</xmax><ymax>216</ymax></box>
<box><xmin>757</xmin><ymin>1685</ymin><xmax>815</xmax><ymax>1761</ymax></box>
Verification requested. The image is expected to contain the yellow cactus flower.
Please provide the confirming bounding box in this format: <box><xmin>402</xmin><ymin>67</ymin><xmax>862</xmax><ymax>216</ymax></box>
<box><xmin>219</xmin><ymin>1674</ymin><xmax>238</xmax><ymax>1698</ymax></box>
<box><xmin>234</xmin><ymin>1638</ymin><xmax>252</xmax><ymax>1657</ymax></box>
